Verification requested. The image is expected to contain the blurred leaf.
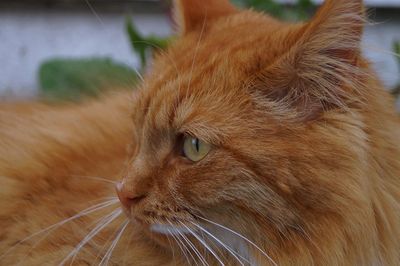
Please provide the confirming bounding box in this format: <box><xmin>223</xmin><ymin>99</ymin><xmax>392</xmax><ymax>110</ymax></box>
<box><xmin>125</xmin><ymin>17</ymin><xmax>171</xmax><ymax>69</ymax></box>
<box><xmin>392</xmin><ymin>41</ymin><xmax>400</xmax><ymax>98</ymax></box>
<box><xmin>39</xmin><ymin>58</ymin><xmax>137</xmax><ymax>101</ymax></box>
<box><xmin>294</xmin><ymin>0</ymin><xmax>314</xmax><ymax>20</ymax></box>
<box><xmin>394</xmin><ymin>41</ymin><xmax>400</xmax><ymax>62</ymax></box>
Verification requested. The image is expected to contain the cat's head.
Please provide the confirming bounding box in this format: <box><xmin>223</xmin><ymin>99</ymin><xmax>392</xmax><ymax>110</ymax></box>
<box><xmin>117</xmin><ymin>0</ymin><xmax>371</xmax><ymax>261</ymax></box>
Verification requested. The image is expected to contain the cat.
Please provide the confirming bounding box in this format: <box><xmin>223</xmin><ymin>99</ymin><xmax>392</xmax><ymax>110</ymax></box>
<box><xmin>1</xmin><ymin>0</ymin><xmax>399</xmax><ymax>265</ymax></box>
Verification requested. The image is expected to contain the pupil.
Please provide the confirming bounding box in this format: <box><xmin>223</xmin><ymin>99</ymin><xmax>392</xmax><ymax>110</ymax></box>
<box><xmin>194</xmin><ymin>138</ymin><xmax>199</xmax><ymax>152</ymax></box>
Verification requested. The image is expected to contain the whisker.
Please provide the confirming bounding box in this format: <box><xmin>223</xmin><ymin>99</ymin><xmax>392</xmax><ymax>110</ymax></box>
<box><xmin>191</xmin><ymin>222</ymin><xmax>248</xmax><ymax>266</ymax></box>
<box><xmin>69</xmin><ymin>175</ymin><xmax>117</xmax><ymax>185</ymax></box>
<box><xmin>59</xmin><ymin>209</ymin><xmax>122</xmax><ymax>265</ymax></box>
<box><xmin>164</xmin><ymin>231</ymin><xmax>176</xmax><ymax>264</ymax></box>
<box><xmin>186</xmin><ymin>15</ymin><xmax>207</xmax><ymax>94</ymax></box>
<box><xmin>99</xmin><ymin>220</ymin><xmax>129</xmax><ymax>266</ymax></box>
<box><xmin>362</xmin><ymin>43</ymin><xmax>400</xmax><ymax>58</ymax></box>
<box><xmin>179</xmin><ymin>222</ymin><xmax>224</xmax><ymax>266</ymax></box>
<box><xmin>68</xmin><ymin>209</ymin><xmax>123</xmax><ymax>265</ymax></box>
<box><xmin>68</xmin><ymin>209</ymin><xmax>122</xmax><ymax>266</ymax></box>
<box><xmin>197</xmin><ymin>216</ymin><xmax>277</xmax><ymax>266</ymax></box>
<box><xmin>128</xmin><ymin>40</ymin><xmax>183</xmax><ymax>121</ymax></box>
<box><xmin>16</xmin><ymin>201</ymin><xmax>117</xmax><ymax>266</ymax></box>
<box><xmin>0</xmin><ymin>199</ymin><xmax>119</xmax><ymax>262</ymax></box>
<box><xmin>167</xmin><ymin>229</ymin><xmax>193</xmax><ymax>266</ymax></box>
<box><xmin>133</xmin><ymin>68</ymin><xmax>144</xmax><ymax>82</ymax></box>
<box><xmin>85</xmin><ymin>197</ymin><xmax>119</xmax><ymax>209</ymax></box>
<box><xmin>84</xmin><ymin>0</ymin><xmax>105</xmax><ymax>27</ymax></box>
<box><xmin>122</xmin><ymin>227</ymin><xmax>134</xmax><ymax>266</ymax></box>
<box><xmin>91</xmin><ymin>216</ymin><xmax>124</xmax><ymax>265</ymax></box>
<box><xmin>128</xmin><ymin>41</ymin><xmax>180</xmax><ymax>80</ymax></box>
<box><xmin>177</xmin><ymin>230</ymin><xmax>205</xmax><ymax>266</ymax></box>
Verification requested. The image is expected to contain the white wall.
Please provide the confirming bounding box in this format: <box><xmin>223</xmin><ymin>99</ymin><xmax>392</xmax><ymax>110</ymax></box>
<box><xmin>0</xmin><ymin>8</ymin><xmax>399</xmax><ymax>99</ymax></box>
<box><xmin>0</xmin><ymin>9</ymin><xmax>171</xmax><ymax>97</ymax></box>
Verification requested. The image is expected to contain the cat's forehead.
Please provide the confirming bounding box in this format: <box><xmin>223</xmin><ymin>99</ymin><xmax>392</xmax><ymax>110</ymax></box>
<box><xmin>134</xmin><ymin>69</ymin><xmax>253</xmax><ymax>144</ymax></box>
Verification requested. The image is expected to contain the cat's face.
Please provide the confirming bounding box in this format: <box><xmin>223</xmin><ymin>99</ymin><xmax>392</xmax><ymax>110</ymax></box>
<box><xmin>117</xmin><ymin>0</ymin><xmax>368</xmax><ymax>256</ymax></box>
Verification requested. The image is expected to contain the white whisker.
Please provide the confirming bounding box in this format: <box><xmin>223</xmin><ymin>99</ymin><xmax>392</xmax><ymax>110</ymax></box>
<box><xmin>122</xmin><ymin>227</ymin><xmax>134</xmax><ymax>266</ymax></box>
<box><xmin>85</xmin><ymin>197</ymin><xmax>119</xmax><ymax>209</ymax></box>
<box><xmin>0</xmin><ymin>199</ymin><xmax>119</xmax><ymax>262</ymax></box>
<box><xmin>68</xmin><ymin>209</ymin><xmax>122</xmax><ymax>265</ymax></box>
<box><xmin>59</xmin><ymin>209</ymin><xmax>122</xmax><ymax>265</ymax></box>
<box><xmin>186</xmin><ymin>15</ymin><xmax>207</xmax><ymax>94</ymax></box>
<box><xmin>166</xmin><ymin>219</ymin><xmax>197</xmax><ymax>265</ymax></box>
<box><xmin>17</xmin><ymin>200</ymin><xmax>118</xmax><ymax>266</ymax></box>
<box><xmin>168</xmin><ymin>229</ymin><xmax>193</xmax><ymax>266</ymax></box>
<box><xmin>69</xmin><ymin>175</ymin><xmax>117</xmax><ymax>185</ymax></box>
<box><xmin>191</xmin><ymin>222</ymin><xmax>249</xmax><ymax>266</ymax></box>
<box><xmin>178</xmin><ymin>230</ymin><xmax>206</xmax><ymax>266</ymax></box>
<box><xmin>84</xmin><ymin>0</ymin><xmax>104</xmax><ymax>27</ymax></box>
<box><xmin>164</xmin><ymin>231</ymin><xmax>176</xmax><ymax>264</ymax></box>
<box><xmin>362</xmin><ymin>43</ymin><xmax>400</xmax><ymax>58</ymax></box>
<box><xmin>91</xmin><ymin>216</ymin><xmax>124</xmax><ymax>265</ymax></box>
<box><xmin>129</xmin><ymin>41</ymin><xmax>180</xmax><ymax>82</ymax></box>
<box><xmin>100</xmin><ymin>220</ymin><xmax>129</xmax><ymax>266</ymax></box>
<box><xmin>180</xmin><ymin>222</ymin><xmax>224</xmax><ymax>266</ymax></box>
<box><xmin>198</xmin><ymin>216</ymin><xmax>277</xmax><ymax>266</ymax></box>
<box><xmin>133</xmin><ymin>68</ymin><xmax>144</xmax><ymax>82</ymax></box>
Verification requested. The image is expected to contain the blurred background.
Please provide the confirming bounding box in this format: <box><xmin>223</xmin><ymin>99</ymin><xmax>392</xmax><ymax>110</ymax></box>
<box><xmin>0</xmin><ymin>0</ymin><xmax>399</xmax><ymax>107</ymax></box>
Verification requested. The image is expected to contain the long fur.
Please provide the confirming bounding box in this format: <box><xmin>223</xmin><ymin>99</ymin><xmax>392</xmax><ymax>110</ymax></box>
<box><xmin>0</xmin><ymin>0</ymin><xmax>399</xmax><ymax>265</ymax></box>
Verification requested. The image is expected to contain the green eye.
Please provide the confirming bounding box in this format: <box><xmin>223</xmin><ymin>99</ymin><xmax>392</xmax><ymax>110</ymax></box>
<box><xmin>183</xmin><ymin>136</ymin><xmax>211</xmax><ymax>162</ymax></box>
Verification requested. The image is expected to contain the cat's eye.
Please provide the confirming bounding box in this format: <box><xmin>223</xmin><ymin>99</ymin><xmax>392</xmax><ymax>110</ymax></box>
<box><xmin>182</xmin><ymin>136</ymin><xmax>211</xmax><ymax>162</ymax></box>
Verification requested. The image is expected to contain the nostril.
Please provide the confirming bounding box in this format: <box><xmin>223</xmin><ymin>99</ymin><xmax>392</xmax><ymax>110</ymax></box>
<box><xmin>127</xmin><ymin>194</ymin><xmax>147</xmax><ymax>205</ymax></box>
<box><xmin>115</xmin><ymin>182</ymin><xmax>147</xmax><ymax>209</ymax></box>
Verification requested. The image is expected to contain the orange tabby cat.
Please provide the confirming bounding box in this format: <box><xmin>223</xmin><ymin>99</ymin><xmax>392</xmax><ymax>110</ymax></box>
<box><xmin>1</xmin><ymin>0</ymin><xmax>399</xmax><ymax>265</ymax></box>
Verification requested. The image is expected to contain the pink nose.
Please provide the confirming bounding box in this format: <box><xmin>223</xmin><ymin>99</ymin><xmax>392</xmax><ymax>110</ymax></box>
<box><xmin>115</xmin><ymin>182</ymin><xmax>147</xmax><ymax>210</ymax></box>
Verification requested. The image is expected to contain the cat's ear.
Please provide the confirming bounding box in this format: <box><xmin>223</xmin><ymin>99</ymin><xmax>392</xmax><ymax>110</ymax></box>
<box><xmin>257</xmin><ymin>0</ymin><xmax>366</xmax><ymax>120</ymax></box>
<box><xmin>172</xmin><ymin>0</ymin><xmax>237</xmax><ymax>34</ymax></box>
<box><xmin>302</xmin><ymin>0</ymin><xmax>365</xmax><ymax>62</ymax></box>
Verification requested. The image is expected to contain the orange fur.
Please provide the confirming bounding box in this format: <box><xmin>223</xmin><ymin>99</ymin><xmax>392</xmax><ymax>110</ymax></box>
<box><xmin>1</xmin><ymin>0</ymin><xmax>399</xmax><ymax>265</ymax></box>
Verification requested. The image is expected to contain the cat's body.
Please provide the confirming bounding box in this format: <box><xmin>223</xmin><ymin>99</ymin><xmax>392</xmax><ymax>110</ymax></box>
<box><xmin>1</xmin><ymin>0</ymin><xmax>400</xmax><ymax>265</ymax></box>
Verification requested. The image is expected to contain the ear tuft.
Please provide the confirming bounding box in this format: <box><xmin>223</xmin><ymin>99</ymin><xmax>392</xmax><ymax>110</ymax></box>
<box><xmin>173</xmin><ymin>0</ymin><xmax>237</xmax><ymax>34</ymax></box>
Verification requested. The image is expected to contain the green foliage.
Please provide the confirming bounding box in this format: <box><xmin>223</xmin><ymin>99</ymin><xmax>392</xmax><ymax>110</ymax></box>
<box><xmin>394</xmin><ymin>42</ymin><xmax>400</xmax><ymax>55</ymax></box>
<box><xmin>38</xmin><ymin>15</ymin><xmax>174</xmax><ymax>102</ymax></box>
<box><xmin>39</xmin><ymin>58</ymin><xmax>137</xmax><ymax>101</ymax></box>
<box><xmin>125</xmin><ymin>17</ymin><xmax>171</xmax><ymax>69</ymax></box>
<box><xmin>231</xmin><ymin>0</ymin><xmax>314</xmax><ymax>21</ymax></box>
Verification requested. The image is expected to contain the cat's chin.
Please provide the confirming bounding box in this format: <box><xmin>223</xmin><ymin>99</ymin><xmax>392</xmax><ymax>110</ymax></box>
<box><xmin>133</xmin><ymin>220</ymin><xmax>197</xmax><ymax>251</ymax></box>
<box><xmin>128</xmin><ymin>216</ymin><xmax>193</xmax><ymax>237</ymax></box>
<box><xmin>149</xmin><ymin>223</ymin><xmax>192</xmax><ymax>236</ymax></box>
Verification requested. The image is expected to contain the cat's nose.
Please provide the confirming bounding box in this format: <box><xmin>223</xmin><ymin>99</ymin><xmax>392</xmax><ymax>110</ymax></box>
<box><xmin>115</xmin><ymin>181</ymin><xmax>147</xmax><ymax>210</ymax></box>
